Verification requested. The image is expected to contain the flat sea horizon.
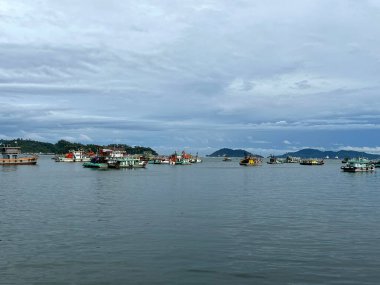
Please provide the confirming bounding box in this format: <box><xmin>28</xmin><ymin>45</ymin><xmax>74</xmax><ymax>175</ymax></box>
<box><xmin>1</xmin><ymin>156</ymin><xmax>380</xmax><ymax>284</ymax></box>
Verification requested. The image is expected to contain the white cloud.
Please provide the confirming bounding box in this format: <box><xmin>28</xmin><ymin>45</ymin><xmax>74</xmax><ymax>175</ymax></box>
<box><xmin>340</xmin><ymin>146</ymin><xmax>380</xmax><ymax>155</ymax></box>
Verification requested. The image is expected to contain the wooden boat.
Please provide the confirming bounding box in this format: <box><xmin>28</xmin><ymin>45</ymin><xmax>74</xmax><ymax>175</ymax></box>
<box><xmin>239</xmin><ymin>156</ymin><xmax>262</xmax><ymax>166</ymax></box>
<box><xmin>341</xmin><ymin>158</ymin><xmax>375</xmax><ymax>172</ymax></box>
<box><xmin>300</xmin><ymin>159</ymin><xmax>324</xmax><ymax>165</ymax></box>
<box><xmin>0</xmin><ymin>146</ymin><xmax>38</xmax><ymax>165</ymax></box>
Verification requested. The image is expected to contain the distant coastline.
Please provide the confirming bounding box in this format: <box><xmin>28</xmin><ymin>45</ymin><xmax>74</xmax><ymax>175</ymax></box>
<box><xmin>1</xmin><ymin>139</ymin><xmax>379</xmax><ymax>159</ymax></box>
<box><xmin>207</xmin><ymin>148</ymin><xmax>380</xmax><ymax>159</ymax></box>
<box><xmin>0</xmin><ymin>139</ymin><xmax>157</xmax><ymax>156</ymax></box>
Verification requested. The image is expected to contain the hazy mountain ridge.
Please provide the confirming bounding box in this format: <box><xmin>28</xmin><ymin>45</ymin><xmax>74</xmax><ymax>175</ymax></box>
<box><xmin>207</xmin><ymin>148</ymin><xmax>380</xmax><ymax>160</ymax></box>
<box><xmin>279</xmin><ymin>148</ymin><xmax>380</xmax><ymax>159</ymax></box>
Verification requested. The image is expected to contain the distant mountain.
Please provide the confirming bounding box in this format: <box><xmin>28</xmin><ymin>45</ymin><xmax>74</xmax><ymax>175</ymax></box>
<box><xmin>279</xmin><ymin>148</ymin><xmax>380</xmax><ymax>160</ymax></box>
<box><xmin>207</xmin><ymin>148</ymin><xmax>263</xmax><ymax>158</ymax></box>
<box><xmin>0</xmin><ymin>139</ymin><xmax>158</xmax><ymax>155</ymax></box>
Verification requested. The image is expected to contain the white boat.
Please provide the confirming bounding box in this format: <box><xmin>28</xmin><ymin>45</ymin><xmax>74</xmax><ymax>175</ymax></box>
<box><xmin>189</xmin><ymin>158</ymin><xmax>202</xmax><ymax>163</ymax></box>
<box><xmin>108</xmin><ymin>157</ymin><xmax>147</xmax><ymax>169</ymax></box>
<box><xmin>55</xmin><ymin>150</ymin><xmax>92</xmax><ymax>162</ymax></box>
<box><xmin>189</xmin><ymin>152</ymin><xmax>202</xmax><ymax>163</ymax></box>
<box><xmin>97</xmin><ymin>148</ymin><xmax>146</xmax><ymax>169</ymax></box>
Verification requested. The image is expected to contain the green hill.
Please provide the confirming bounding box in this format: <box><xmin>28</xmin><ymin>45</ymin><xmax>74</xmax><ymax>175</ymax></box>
<box><xmin>0</xmin><ymin>139</ymin><xmax>157</xmax><ymax>155</ymax></box>
<box><xmin>207</xmin><ymin>148</ymin><xmax>263</xmax><ymax>158</ymax></box>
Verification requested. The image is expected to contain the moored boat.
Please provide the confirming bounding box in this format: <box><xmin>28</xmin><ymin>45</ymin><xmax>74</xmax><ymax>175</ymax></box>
<box><xmin>108</xmin><ymin>157</ymin><xmax>147</xmax><ymax>169</ymax></box>
<box><xmin>284</xmin><ymin>156</ymin><xmax>300</xmax><ymax>163</ymax></box>
<box><xmin>169</xmin><ymin>151</ymin><xmax>192</xmax><ymax>165</ymax></box>
<box><xmin>223</xmin><ymin>155</ymin><xmax>232</xmax><ymax>162</ymax></box>
<box><xmin>0</xmin><ymin>146</ymin><xmax>38</xmax><ymax>165</ymax></box>
<box><xmin>239</xmin><ymin>156</ymin><xmax>262</xmax><ymax>166</ymax></box>
<box><xmin>189</xmin><ymin>153</ymin><xmax>202</xmax><ymax>163</ymax></box>
<box><xmin>341</xmin><ymin>158</ymin><xmax>375</xmax><ymax>172</ymax></box>
<box><xmin>267</xmin><ymin>155</ymin><xmax>284</xmax><ymax>164</ymax></box>
<box><xmin>55</xmin><ymin>150</ymin><xmax>93</xmax><ymax>162</ymax></box>
<box><xmin>83</xmin><ymin>156</ymin><xmax>108</xmax><ymax>168</ymax></box>
<box><xmin>83</xmin><ymin>148</ymin><xmax>148</xmax><ymax>169</ymax></box>
<box><xmin>300</xmin><ymin>159</ymin><xmax>324</xmax><ymax>165</ymax></box>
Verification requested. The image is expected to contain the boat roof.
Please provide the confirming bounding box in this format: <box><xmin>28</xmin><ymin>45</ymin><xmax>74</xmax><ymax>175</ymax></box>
<box><xmin>1</xmin><ymin>146</ymin><xmax>21</xmax><ymax>154</ymax></box>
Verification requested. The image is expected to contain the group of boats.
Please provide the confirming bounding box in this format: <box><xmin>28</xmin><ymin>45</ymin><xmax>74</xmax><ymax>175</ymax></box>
<box><xmin>235</xmin><ymin>155</ymin><xmax>325</xmax><ymax>166</ymax></box>
<box><xmin>81</xmin><ymin>148</ymin><xmax>148</xmax><ymax>169</ymax></box>
<box><xmin>1</xmin><ymin>145</ymin><xmax>380</xmax><ymax>173</ymax></box>
<box><xmin>222</xmin><ymin>154</ymin><xmax>378</xmax><ymax>172</ymax></box>
<box><xmin>53</xmin><ymin>149</ymin><xmax>202</xmax><ymax>169</ymax></box>
<box><xmin>149</xmin><ymin>151</ymin><xmax>202</xmax><ymax>165</ymax></box>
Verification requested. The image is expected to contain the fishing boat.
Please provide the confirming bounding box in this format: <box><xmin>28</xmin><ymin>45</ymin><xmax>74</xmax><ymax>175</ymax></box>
<box><xmin>223</xmin><ymin>155</ymin><xmax>232</xmax><ymax>162</ymax></box>
<box><xmin>108</xmin><ymin>157</ymin><xmax>147</xmax><ymax>169</ymax></box>
<box><xmin>189</xmin><ymin>153</ymin><xmax>202</xmax><ymax>163</ymax></box>
<box><xmin>169</xmin><ymin>151</ymin><xmax>192</xmax><ymax>165</ymax></box>
<box><xmin>148</xmin><ymin>159</ymin><xmax>160</xmax><ymax>164</ymax></box>
<box><xmin>284</xmin><ymin>156</ymin><xmax>300</xmax><ymax>163</ymax></box>
<box><xmin>0</xmin><ymin>146</ymin><xmax>38</xmax><ymax>165</ymax></box>
<box><xmin>55</xmin><ymin>150</ymin><xmax>93</xmax><ymax>162</ymax></box>
<box><xmin>239</xmin><ymin>156</ymin><xmax>262</xmax><ymax>166</ymax></box>
<box><xmin>300</xmin><ymin>159</ymin><xmax>324</xmax><ymax>165</ymax></box>
<box><xmin>341</xmin><ymin>158</ymin><xmax>375</xmax><ymax>172</ymax></box>
<box><xmin>267</xmin><ymin>155</ymin><xmax>284</xmax><ymax>164</ymax></box>
<box><xmin>83</xmin><ymin>156</ymin><xmax>108</xmax><ymax>169</ymax></box>
<box><xmin>149</xmin><ymin>157</ymin><xmax>170</xmax><ymax>164</ymax></box>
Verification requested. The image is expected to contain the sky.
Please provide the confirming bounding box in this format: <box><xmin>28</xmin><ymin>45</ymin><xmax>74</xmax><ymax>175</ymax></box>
<box><xmin>1</xmin><ymin>0</ymin><xmax>380</xmax><ymax>155</ymax></box>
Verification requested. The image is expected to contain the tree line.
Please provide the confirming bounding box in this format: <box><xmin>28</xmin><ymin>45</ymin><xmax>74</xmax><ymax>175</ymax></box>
<box><xmin>0</xmin><ymin>139</ymin><xmax>157</xmax><ymax>155</ymax></box>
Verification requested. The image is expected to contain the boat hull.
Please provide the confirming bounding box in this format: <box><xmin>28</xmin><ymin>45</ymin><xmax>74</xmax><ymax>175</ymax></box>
<box><xmin>300</xmin><ymin>159</ymin><xmax>324</xmax><ymax>165</ymax></box>
<box><xmin>239</xmin><ymin>157</ymin><xmax>262</xmax><ymax>166</ymax></box>
<box><xmin>341</xmin><ymin>166</ymin><xmax>375</xmax><ymax>172</ymax></box>
<box><xmin>110</xmin><ymin>159</ymin><xmax>148</xmax><ymax>169</ymax></box>
<box><xmin>83</xmin><ymin>162</ymin><xmax>108</xmax><ymax>169</ymax></box>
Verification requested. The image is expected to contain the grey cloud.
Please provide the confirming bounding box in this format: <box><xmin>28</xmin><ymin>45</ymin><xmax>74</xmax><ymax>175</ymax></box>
<box><xmin>1</xmin><ymin>0</ymin><xmax>380</xmax><ymax>152</ymax></box>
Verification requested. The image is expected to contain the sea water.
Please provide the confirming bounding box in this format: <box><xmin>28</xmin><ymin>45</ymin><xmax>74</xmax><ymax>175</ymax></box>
<box><xmin>1</xmin><ymin>156</ymin><xmax>380</xmax><ymax>284</ymax></box>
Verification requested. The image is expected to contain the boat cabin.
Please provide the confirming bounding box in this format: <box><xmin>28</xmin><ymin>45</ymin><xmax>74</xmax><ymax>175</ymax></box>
<box><xmin>1</xmin><ymin>146</ymin><xmax>21</xmax><ymax>159</ymax></box>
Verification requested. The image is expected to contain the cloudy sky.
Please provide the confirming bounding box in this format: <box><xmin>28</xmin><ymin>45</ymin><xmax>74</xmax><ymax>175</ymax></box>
<box><xmin>1</xmin><ymin>0</ymin><xmax>380</xmax><ymax>155</ymax></box>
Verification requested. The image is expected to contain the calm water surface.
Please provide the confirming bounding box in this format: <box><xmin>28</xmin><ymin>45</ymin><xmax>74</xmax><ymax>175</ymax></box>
<box><xmin>1</xmin><ymin>156</ymin><xmax>380</xmax><ymax>284</ymax></box>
